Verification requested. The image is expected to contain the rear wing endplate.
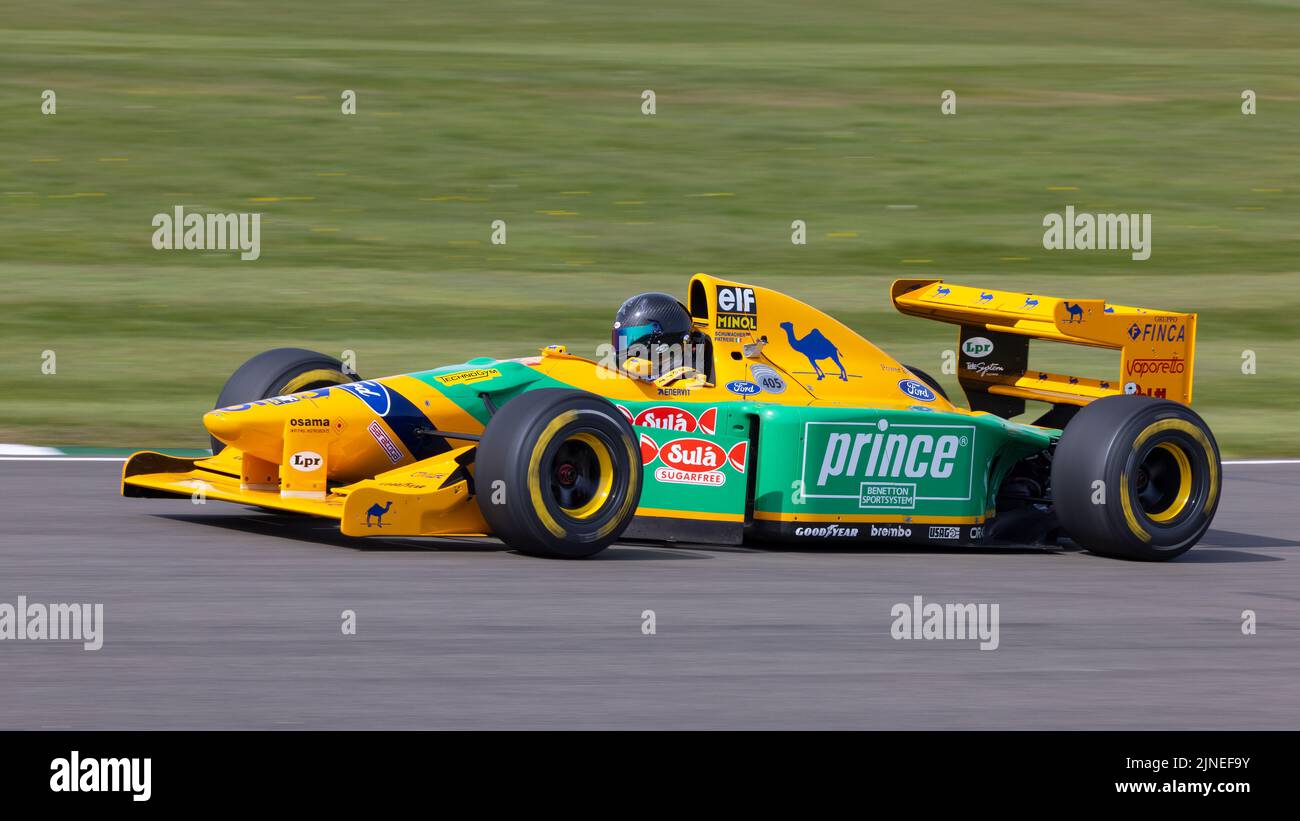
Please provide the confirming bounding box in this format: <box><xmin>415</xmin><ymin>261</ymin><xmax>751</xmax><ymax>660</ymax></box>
<box><xmin>891</xmin><ymin>279</ymin><xmax>1196</xmax><ymax>418</ymax></box>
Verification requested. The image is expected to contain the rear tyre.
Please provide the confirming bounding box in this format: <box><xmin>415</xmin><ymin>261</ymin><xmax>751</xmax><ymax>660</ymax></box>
<box><xmin>210</xmin><ymin>348</ymin><xmax>358</xmax><ymax>454</ymax></box>
<box><xmin>475</xmin><ymin>389</ymin><xmax>641</xmax><ymax>558</ymax></box>
<box><xmin>903</xmin><ymin>363</ymin><xmax>950</xmax><ymax>401</ymax></box>
<box><xmin>1052</xmin><ymin>396</ymin><xmax>1220</xmax><ymax>561</ymax></box>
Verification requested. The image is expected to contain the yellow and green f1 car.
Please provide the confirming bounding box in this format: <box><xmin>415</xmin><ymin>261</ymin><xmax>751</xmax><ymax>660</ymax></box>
<box><xmin>122</xmin><ymin>274</ymin><xmax>1220</xmax><ymax>560</ymax></box>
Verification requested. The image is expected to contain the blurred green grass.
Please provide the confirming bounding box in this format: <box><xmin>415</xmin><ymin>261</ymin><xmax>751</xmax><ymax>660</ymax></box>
<box><xmin>1</xmin><ymin>1</ymin><xmax>1298</xmax><ymax>454</ymax></box>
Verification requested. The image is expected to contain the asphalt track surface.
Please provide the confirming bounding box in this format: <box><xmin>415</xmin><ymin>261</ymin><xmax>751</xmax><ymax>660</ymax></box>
<box><xmin>1</xmin><ymin>459</ymin><xmax>1298</xmax><ymax>730</ymax></box>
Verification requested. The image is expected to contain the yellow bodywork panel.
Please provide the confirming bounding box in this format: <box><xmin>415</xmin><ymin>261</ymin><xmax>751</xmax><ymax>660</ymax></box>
<box><xmin>122</xmin><ymin>446</ymin><xmax>487</xmax><ymax>537</ymax></box>
<box><xmin>891</xmin><ymin>278</ymin><xmax>1196</xmax><ymax>406</ymax></box>
<box><xmin>693</xmin><ymin>274</ymin><xmax>961</xmax><ymax>410</ymax></box>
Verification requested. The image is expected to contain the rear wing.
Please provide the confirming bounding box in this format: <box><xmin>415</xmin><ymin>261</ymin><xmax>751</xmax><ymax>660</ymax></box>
<box><xmin>891</xmin><ymin>279</ymin><xmax>1196</xmax><ymax>419</ymax></box>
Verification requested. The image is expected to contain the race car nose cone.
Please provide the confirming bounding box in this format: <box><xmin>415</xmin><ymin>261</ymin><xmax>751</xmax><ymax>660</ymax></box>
<box><xmin>203</xmin><ymin>409</ymin><xmax>243</xmax><ymax>445</ymax></box>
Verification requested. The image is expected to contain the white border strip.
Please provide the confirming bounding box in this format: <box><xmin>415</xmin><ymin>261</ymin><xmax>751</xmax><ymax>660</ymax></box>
<box><xmin>1223</xmin><ymin>459</ymin><xmax>1300</xmax><ymax>465</ymax></box>
<box><xmin>0</xmin><ymin>444</ymin><xmax>61</xmax><ymax>456</ymax></box>
<box><xmin>0</xmin><ymin>456</ymin><xmax>128</xmax><ymax>462</ymax></box>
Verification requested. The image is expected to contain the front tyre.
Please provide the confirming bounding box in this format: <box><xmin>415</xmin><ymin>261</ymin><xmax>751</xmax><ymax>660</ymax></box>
<box><xmin>1052</xmin><ymin>395</ymin><xmax>1220</xmax><ymax>561</ymax></box>
<box><xmin>475</xmin><ymin>389</ymin><xmax>642</xmax><ymax>558</ymax></box>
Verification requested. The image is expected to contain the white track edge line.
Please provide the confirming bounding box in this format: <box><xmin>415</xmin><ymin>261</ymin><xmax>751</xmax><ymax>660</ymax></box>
<box><xmin>0</xmin><ymin>456</ymin><xmax>129</xmax><ymax>462</ymax></box>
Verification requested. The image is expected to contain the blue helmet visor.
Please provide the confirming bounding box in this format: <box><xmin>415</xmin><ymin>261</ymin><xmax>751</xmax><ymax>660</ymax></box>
<box><xmin>615</xmin><ymin>321</ymin><xmax>660</xmax><ymax>350</ymax></box>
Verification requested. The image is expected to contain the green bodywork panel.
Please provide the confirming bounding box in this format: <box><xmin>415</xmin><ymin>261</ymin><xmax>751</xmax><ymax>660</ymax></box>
<box><xmin>752</xmin><ymin>405</ymin><xmax>1052</xmax><ymax>521</ymax></box>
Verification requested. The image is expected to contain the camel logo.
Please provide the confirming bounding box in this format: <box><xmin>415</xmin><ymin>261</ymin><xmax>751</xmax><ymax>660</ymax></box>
<box><xmin>715</xmin><ymin>285</ymin><xmax>757</xmax><ymax>331</ymax></box>
<box><xmin>978</xmin><ymin>292</ymin><xmax>994</xmax><ymax>303</ymax></box>
<box><xmin>934</xmin><ymin>285</ymin><xmax>951</xmax><ymax>298</ymax></box>
<box><xmin>1061</xmin><ymin>301</ymin><xmax>1085</xmax><ymax>323</ymax></box>
<box><xmin>365</xmin><ymin>500</ymin><xmax>393</xmax><ymax>527</ymax></box>
<box><xmin>1022</xmin><ymin>297</ymin><xmax>1040</xmax><ymax>310</ymax></box>
<box><xmin>780</xmin><ymin>322</ymin><xmax>847</xmax><ymax>381</ymax></box>
<box><xmin>801</xmin><ymin>419</ymin><xmax>975</xmax><ymax>507</ymax></box>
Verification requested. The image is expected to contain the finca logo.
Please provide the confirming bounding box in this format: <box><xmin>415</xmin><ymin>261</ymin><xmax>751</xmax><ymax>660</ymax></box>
<box><xmin>1126</xmin><ymin>320</ymin><xmax>1186</xmax><ymax>343</ymax></box>
<box><xmin>151</xmin><ymin>205</ymin><xmax>261</xmax><ymax>260</ymax></box>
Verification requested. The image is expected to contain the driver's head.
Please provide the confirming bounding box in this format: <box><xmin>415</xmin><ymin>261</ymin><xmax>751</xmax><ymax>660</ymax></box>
<box><xmin>611</xmin><ymin>292</ymin><xmax>693</xmax><ymax>369</ymax></box>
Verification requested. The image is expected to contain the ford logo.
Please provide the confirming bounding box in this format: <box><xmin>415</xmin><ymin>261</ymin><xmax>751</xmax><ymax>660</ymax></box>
<box><xmin>898</xmin><ymin>379</ymin><xmax>936</xmax><ymax>402</ymax></box>
<box><xmin>726</xmin><ymin>380</ymin><xmax>761</xmax><ymax>396</ymax></box>
<box><xmin>338</xmin><ymin>380</ymin><xmax>392</xmax><ymax>416</ymax></box>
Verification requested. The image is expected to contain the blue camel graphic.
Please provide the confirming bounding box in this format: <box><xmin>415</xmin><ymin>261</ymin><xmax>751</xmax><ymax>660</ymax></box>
<box><xmin>780</xmin><ymin>322</ymin><xmax>847</xmax><ymax>381</ymax></box>
<box><xmin>1062</xmin><ymin>301</ymin><xmax>1085</xmax><ymax>323</ymax></box>
<box><xmin>366</xmin><ymin>500</ymin><xmax>392</xmax><ymax>527</ymax></box>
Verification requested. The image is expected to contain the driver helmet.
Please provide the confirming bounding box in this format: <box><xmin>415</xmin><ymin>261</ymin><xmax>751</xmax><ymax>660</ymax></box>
<box><xmin>611</xmin><ymin>292</ymin><xmax>693</xmax><ymax>372</ymax></box>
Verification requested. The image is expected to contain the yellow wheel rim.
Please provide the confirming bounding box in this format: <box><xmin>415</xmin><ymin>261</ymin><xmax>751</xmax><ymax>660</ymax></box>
<box><xmin>557</xmin><ymin>432</ymin><xmax>615</xmax><ymax>520</ymax></box>
<box><xmin>1145</xmin><ymin>441</ymin><xmax>1193</xmax><ymax>523</ymax></box>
